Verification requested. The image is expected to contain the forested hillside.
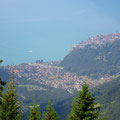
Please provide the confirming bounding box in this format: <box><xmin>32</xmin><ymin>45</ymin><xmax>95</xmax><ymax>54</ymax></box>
<box><xmin>92</xmin><ymin>75</ymin><xmax>120</xmax><ymax>120</ymax></box>
<box><xmin>60</xmin><ymin>35</ymin><xmax>120</xmax><ymax>77</ymax></box>
<box><xmin>1</xmin><ymin>61</ymin><xmax>120</xmax><ymax>120</ymax></box>
<box><xmin>18</xmin><ymin>74</ymin><xmax>120</xmax><ymax>120</ymax></box>
<box><xmin>54</xmin><ymin>74</ymin><xmax>120</xmax><ymax>120</ymax></box>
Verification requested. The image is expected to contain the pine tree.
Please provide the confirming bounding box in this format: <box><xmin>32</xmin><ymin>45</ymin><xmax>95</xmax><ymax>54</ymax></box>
<box><xmin>0</xmin><ymin>60</ymin><xmax>6</xmax><ymax>105</ymax></box>
<box><xmin>0</xmin><ymin>72</ymin><xmax>22</xmax><ymax>120</ymax></box>
<box><xmin>68</xmin><ymin>83</ymin><xmax>101</xmax><ymax>120</ymax></box>
<box><xmin>43</xmin><ymin>101</ymin><xmax>58</xmax><ymax>120</ymax></box>
<box><xmin>28</xmin><ymin>100</ymin><xmax>41</xmax><ymax>120</ymax></box>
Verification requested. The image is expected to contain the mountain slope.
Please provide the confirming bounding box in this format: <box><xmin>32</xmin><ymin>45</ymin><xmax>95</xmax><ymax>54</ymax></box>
<box><xmin>54</xmin><ymin>74</ymin><xmax>120</xmax><ymax>120</ymax></box>
<box><xmin>91</xmin><ymin>75</ymin><xmax>120</xmax><ymax>120</ymax></box>
<box><xmin>60</xmin><ymin>33</ymin><xmax>120</xmax><ymax>77</ymax></box>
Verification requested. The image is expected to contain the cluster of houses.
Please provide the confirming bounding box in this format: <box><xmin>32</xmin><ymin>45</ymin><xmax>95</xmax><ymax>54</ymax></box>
<box><xmin>3</xmin><ymin>62</ymin><xmax>111</xmax><ymax>93</ymax></box>
<box><xmin>72</xmin><ymin>33</ymin><xmax>120</xmax><ymax>51</ymax></box>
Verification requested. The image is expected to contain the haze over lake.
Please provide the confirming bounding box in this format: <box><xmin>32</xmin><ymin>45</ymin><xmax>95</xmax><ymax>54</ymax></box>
<box><xmin>0</xmin><ymin>0</ymin><xmax>120</xmax><ymax>65</ymax></box>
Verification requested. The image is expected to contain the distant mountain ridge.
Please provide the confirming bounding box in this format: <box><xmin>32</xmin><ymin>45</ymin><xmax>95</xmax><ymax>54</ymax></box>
<box><xmin>60</xmin><ymin>33</ymin><xmax>120</xmax><ymax>77</ymax></box>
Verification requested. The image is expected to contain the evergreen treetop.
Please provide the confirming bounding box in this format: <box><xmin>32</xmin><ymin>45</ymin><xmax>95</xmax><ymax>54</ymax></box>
<box><xmin>28</xmin><ymin>100</ymin><xmax>41</xmax><ymax>120</ymax></box>
<box><xmin>68</xmin><ymin>83</ymin><xmax>101</xmax><ymax>120</ymax></box>
<box><xmin>0</xmin><ymin>72</ymin><xmax>22</xmax><ymax>120</ymax></box>
<box><xmin>43</xmin><ymin>101</ymin><xmax>58</xmax><ymax>120</ymax></box>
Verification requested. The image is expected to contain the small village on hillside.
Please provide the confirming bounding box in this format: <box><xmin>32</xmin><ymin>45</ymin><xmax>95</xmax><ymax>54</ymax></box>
<box><xmin>72</xmin><ymin>33</ymin><xmax>120</xmax><ymax>51</ymax></box>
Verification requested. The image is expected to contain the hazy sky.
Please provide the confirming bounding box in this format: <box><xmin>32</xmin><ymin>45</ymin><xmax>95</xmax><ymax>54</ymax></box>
<box><xmin>0</xmin><ymin>0</ymin><xmax>120</xmax><ymax>65</ymax></box>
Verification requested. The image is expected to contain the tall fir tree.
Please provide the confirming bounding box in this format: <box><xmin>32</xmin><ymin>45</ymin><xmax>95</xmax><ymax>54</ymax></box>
<box><xmin>68</xmin><ymin>83</ymin><xmax>101</xmax><ymax>120</ymax></box>
<box><xmin>43</xmin><ymin>101</ymin><xmax>58</xmax><ymax>120</ymax></box>
<box><xmin>28</xmin><ymin>100</ymin><xmax>41</xmax><ymax>120</ymax></box>
<box><xmin>0</xmin><ymin>72</ymin><xmax>22</xmax><ymax>120</ymax></box>
<box><xmin>0</xmin><ymin>60</ymin><xmax>6</xmax><ymax>105</ymax></box>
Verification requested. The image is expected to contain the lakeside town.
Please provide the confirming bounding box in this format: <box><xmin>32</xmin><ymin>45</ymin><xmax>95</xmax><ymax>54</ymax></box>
<box><xmin>1</xmin><ymin>61</ymin><xmax>111</xmax><ymax>93</ymax></box>
<box><xmin>1</xmin><ymin>33</ymin><xmax>118</xmax><ymax>93</ymax></box>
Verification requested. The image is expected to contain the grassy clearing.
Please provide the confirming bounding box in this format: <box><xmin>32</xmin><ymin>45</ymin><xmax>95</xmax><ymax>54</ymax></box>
<box><xmin>18</xmin><ymin>85</ymin><xmax>41</xmax><ymax>91</ymax></box>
